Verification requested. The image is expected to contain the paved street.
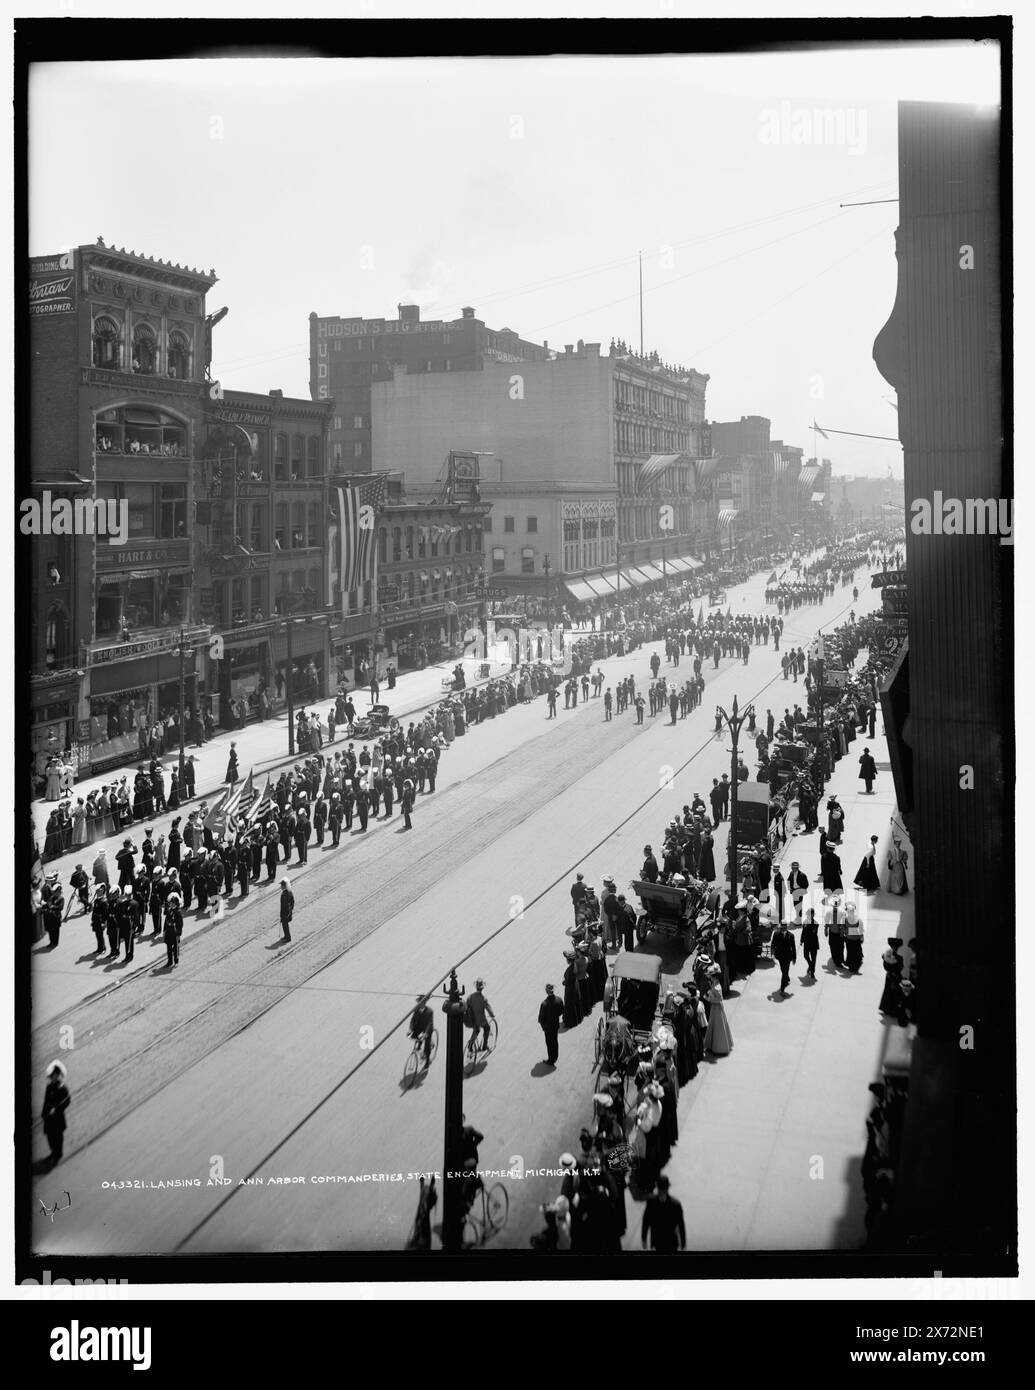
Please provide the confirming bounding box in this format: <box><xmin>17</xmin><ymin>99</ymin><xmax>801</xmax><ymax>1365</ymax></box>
<box><xmin>31</xmin><ymin>558</ymin><xmax>910</xmax><ymax>1257</ymax></box>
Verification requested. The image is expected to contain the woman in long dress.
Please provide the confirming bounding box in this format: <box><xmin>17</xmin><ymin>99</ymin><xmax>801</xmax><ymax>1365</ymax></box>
<box><xmin>697</xmin><ymin>832</ymin><xmax>716</xmax><ymax>882</ymax></box>
<box><xmin>878</xmin><ymin>946</ymin><xmax>905</xmax><ymax>1017</ymax></box>
<box><xmin>44</xmin><ymin>758</ymin><xmax>62</xmax><ymax>802</ymax></box>
<box><xmin>820</xmin><ymin>847</ymin><xmax>843</xmax><ymax>892</ymax></box>
<box><xmin>854</xmin><ymin>837</ymin><xmax>881</xmax><ymax>892</ymax></box>
<box><xmin>703</xmin><ymin>973</ymin><xmax>733</xmax><ymax>1056</ymax></box>
<box><xmin>826</xmin><ymin>797</ymin><xmax>845</xmax><ymax>843</ymax></box>
<box><xmin>71</xmin><ymin>799</ymin><xmax>88</xmax><ymax>847</ymax></box>
<box><xmin>887</xmin><ymin>839</ymin><xmax>909</xmax><ymax>894</ymax></box>
<box><xmin>562</xmin><ymin>954</ymin><xmax>583</xmax><ymax>1028</ymax></box>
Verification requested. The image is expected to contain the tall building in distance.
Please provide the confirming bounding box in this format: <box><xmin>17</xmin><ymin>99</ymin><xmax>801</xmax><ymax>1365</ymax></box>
<box><xmin>308</xmin><ymin>303</ymin><xmax>549</xmax><ymax>476</ymax></box>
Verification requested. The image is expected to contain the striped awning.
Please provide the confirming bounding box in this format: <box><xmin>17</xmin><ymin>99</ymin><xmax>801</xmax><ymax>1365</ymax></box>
<box><xmin>636</xmin><ymin>454</ymin><xmax>689</xmax><ymax>494</ymax></box>
<box><xmin>563</xmin><ymin>577</ymin><xmax>599</xmax><ymax>604</ymax></box>
<box><xmin>637</xmin><ymin>562</ymin><xmax>666</xmax><ymax>582</ymax></box>
<box><xmin>772</xmin><ymin>454</ymin><xmax>789</xmax><ymax>478</ymax></box>
<box><xmin>717</xmin><ymin>507</ymin><xmax>740</xmax><ymax>527</ymax></box>
<box><xmin>798</xmin><ymin>464</ymin><xmax>821</xmax><ymax>493</ymax></box>
<box><xmin>666</xmin><ymin>556</ymin><xmax>693</xmax><ymax>574</ymax></box>
<box><xmin>694</xmin><ymin>456</ymin><xmax>721</xmax><ymax>485</ymax></box>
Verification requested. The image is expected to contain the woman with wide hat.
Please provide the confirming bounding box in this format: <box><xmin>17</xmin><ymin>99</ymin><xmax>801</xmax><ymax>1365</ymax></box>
<box><xmin>854</xmin><ymin>835</ymin><xmax>881</xmax><ymax>893</ymax></box>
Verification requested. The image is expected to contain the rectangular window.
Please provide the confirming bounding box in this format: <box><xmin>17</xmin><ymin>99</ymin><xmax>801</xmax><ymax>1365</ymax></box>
<box><xmin>334</xmin><ymin>416</ymin><xmax>342</xmax><ymax>431</ymax></box>
<box><xmin>444</xmin><ymin>360</ymin><xmax>452</xmax><ymax>371</ymax></box>
<box><xmin>353</xmin><ymin>414</ymin><xmax>364</xmax><ymax>429</ymax></box>
<box><xmin>443</xmin><ymin>333</ymin><xmax>451</xmax><ymax>345</ymax></box>
<box><xmin>249</xmin><ymin>504</ymin><xmax>268</xmax><ymax>552</ymax></box>
<box><xmin>124</xmin><ymin>483</ymin><xmax>155</xmax><ymax>538</ymax></box>
<box><xmin>521</xmin><ymin>548</ymin><xmax>535</xmax><ymax>575</ymax></box>
<box><xmin>354</xmin><ymin>442</ymin><xmax>363</xmax><ymax>458</ymax></box>
<box><xmin>527</xmin><ymin>516</ymin><xmax>538</xmax><ymax>532</ymax></box>
<box><xmin>504</xmin><ymin>516</ymin><xmax>515</xmax><ymax>533</ymax></box>
<box><xmin>159</xmin><ymin>484</ymin><xmax>187</xmax><ymax>539</ymax></box>
<box><xmin>492</xmin><ymin>546</ymin><xmax>505</xmax><ymax>574</ymax></box>
<box><xmin>483</xmin><ymin>516</ymin><xmax>493</xmax><ymax>531</ymax></box>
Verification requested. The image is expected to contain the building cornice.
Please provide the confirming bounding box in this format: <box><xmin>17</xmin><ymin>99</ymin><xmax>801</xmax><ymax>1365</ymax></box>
<box><xmin>80</xmin><ymin>244</ymin><xmax>217</xmax><ymax>295</ymax></box>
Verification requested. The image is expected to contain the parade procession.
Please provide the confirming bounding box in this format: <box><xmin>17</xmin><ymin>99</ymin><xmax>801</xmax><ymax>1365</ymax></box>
<box><xmin>19</xmin><ymin>34</ymin><xmax>1013</xmax><ymax>1297</ymax></box>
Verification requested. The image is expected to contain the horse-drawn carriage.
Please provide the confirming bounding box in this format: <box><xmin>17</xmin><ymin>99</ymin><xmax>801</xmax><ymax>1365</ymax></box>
<box><xmin>593</xmin><ymin>951</ymin><xmax>665</xmax><ymax>1111</ymax></box>
<box><xmin>708</xmin><ymin>587</ymin><xmax>728</xmax><ymax>606</ymax></box>
<box><xmin>629</xmin><ymin>877</ymin><xmax>713</xmax><ymax>952</ymax></box>
<box><xmin>351</xmin><ymin>703</ymin><xmax>400</xmax><ymax>740</ymax></box>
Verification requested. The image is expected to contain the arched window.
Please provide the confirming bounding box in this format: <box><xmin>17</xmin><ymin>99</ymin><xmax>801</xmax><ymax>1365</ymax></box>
<box><xmin>274</xmin><ymin>434</ymin><xmax>288</xmax><ymax>480</ymax></box>
<box><xmin>95</xmin><ymin>405</ymin><xmax>186</xmax><ymax>456</ymax></box>
<box><xmin>167</xmin><ymin>330</ymin><xmax>191</xmax><ymax>380</ymax></box>
<box><xmin>132</xmin><ymin>323</ymin><xmax>157</xmax><ymax>375</ymax></box>
<box><xmin>405</xmin><ymin>526</ymin><xmax>414</xmax><ymax>560</ymax></box>
<box><xmin>274</xmin><ymin>503</ymin><xmax>287</xmax><ymax>551</ymax></box>
<box><xmin>378</xmin><ymin>527</ymin><xmax>387</xmax><ymax>564</ymax></box>
<box><xmin>291</xmin><ymin>435</ymin><xmax>304</xmax><ymax>479</ymax></box>
<box><xmin>417</xmin><ymin>526</ymin><xmax>427</xmax><ymax>558</ymax></box>
<box><xmin>92</xmin><ymin>315</ymin><xmax>121</xmax><ymax>370</ymax></box>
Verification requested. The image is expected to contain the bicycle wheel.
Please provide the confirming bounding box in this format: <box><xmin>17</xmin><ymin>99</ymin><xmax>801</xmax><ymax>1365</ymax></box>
<box><xmin>485</xmin><ymin>1017</ymin><xmax>499</xmax><ymax>1055</ymax></box>
<box><xmin>463</xmin><ymin>1035</ymin><xmax>479</xmax><ymax>1076</ymax></box>
<box><xmin>486</xmin><ymin>1183</ymin><xmax>509</xmax><ymax>1234</ymax></box>
<box><xmin>427</xmin><ymin>1028</ymin><xmax>439</xmax><ymax>1065</ymax></box>
<box><xmin>403</xmin><ymin>1047</ymin><xmax>420</xmax><ymax>1089</ymax></box>
<box><xmin>594</xmin><ymin>1016</ymin><xmax>605</xmax><ymax>1066</ymax></box>
<box><xmin>461</xmin><ymin>1216</ymin><xmax>480</xmax><ymax>1249</ymax></box>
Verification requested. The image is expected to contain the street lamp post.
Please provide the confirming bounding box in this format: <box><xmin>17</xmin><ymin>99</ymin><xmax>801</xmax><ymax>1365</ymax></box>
<box><xmin>615</xmin><ymin>538</ymin><xmax>622</xmax><ymax>619</ymax></box>
<box><xmin>715</xmin><ymin>695</ymin><xmax>754</xmax><ymax>904</ymax></box>
<box><xmin>285</xmin><ymin>614</ymin><xmax>295</xmax><ymax>757</ymax></box>
<box><xmin>441</xmin><ymin>967</ymin><xmax>466</xmax><ymax>1252</ymax></box>
<box><xmin>177</xmin><ymin>624</ymin><xmax>188</xmax><ymax>781</ymax></box>
<box><xmin>543</xmin><ymin>553</ymin><xmax>553</xmax><ymax>647</ymax></box>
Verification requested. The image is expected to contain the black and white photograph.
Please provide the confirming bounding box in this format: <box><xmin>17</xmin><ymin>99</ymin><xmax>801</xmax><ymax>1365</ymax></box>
<box><xmin>14</xmin><ymin>12</ymin><xmax>1020</xmax><ymax>1307</ymax></box>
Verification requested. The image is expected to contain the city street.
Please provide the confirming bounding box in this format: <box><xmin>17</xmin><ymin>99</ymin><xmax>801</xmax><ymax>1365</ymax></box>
<box><xmin>30</xmin><ymin>558</ymin><xmax>909</xmax><ymax>1256</ymax></box>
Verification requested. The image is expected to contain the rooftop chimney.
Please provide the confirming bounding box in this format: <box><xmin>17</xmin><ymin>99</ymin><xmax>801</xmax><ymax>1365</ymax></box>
<box><xmin>398</xmin><ymin>303</ymin><xmax>420</xmax><ymax>323</ymax></box>
<box><xmin>461</xmin><ymin>306</ymin><xmax>475</xmax><ymax>319</ymax></box>
<box><xmin>564</xmin><ymin>344</ymin><xmax>574</xmax><ymax>356</ymax></box>
<box><xmin>269</xmin><ymin>389</ymin><xmax>284</xmax><ymax>398</ymax></box>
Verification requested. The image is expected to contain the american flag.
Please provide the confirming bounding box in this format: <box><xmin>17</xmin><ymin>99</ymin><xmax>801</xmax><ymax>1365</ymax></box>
<box><xmin>335</xmin><ymin>474</ymin><xmax>389</xmax><ymax>596</ymax></box>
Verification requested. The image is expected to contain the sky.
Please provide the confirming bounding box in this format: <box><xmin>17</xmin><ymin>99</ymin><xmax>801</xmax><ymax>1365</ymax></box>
<box><xmin>29</xmin><ymin>42</ymin><xmax>1001</xmax><ymax>478</ymax></box>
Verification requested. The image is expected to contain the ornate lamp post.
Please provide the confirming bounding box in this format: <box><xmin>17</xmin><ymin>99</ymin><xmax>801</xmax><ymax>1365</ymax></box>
<box><xmin>543</xmin><ymin>553</ymin><xmax>553</xmax><ymax>640</ymax></box>
<box><xmin>715</xmin><ymin>695</ymin><xmax>754</xmax><ymax>903</ymax></box>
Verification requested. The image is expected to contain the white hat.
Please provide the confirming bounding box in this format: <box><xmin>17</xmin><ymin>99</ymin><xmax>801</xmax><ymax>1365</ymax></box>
<box><xmin>46</xmin><ymin>1060</ymin><xmax>67</xmax><ymax>1079</ymax></box>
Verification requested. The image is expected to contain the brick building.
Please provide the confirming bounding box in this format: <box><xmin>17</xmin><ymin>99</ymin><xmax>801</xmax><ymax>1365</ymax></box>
<box><xmin>28</xmin><ymin>240</ymin><xmax>217</xmax><ymax>779</ymax></box>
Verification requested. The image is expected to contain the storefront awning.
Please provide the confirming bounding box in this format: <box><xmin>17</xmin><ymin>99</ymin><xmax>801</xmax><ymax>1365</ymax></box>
<box><xmin>637</xmin><ymin>562</ymin><xmax>666</xmax><ymax>582</ymax></box>
<box><xmin>563</xmin><ymin>576</ymin><xmax>600</xmax><ymax>604</ymax></box>
<box><xmin>625</xmin><ymin>566</ymin><xmax>656</xmax><ymax>586</ymax></box>
<box><xmin>666</xmin><ymin>554</ymin><xmax>700</xmax><ymax>574</ymax></box>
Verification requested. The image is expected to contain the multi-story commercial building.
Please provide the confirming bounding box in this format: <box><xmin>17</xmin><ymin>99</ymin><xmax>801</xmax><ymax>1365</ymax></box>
<box><xmin>308</xmin><ymin>303</ymin><xmax>549</xmax><ymax>474</ymax></box>
<box><xmin>370</xmin><ymin>338</ymin><xmax>713</xmax><ymax>610</ymax></box>
<box><xmin>872</xmin><ymin>100</ymin><xmax>1012</xmax><ymax>1260</ymax></box>
<box><xmin>27</xmin><ymin>240</ymin><xmax>217</xmax><ymax>779</ymax></box>
<box><xmin>193</xmin><ymin>387</ymin><xmax>334</xmax><ymax>725</ymax></box>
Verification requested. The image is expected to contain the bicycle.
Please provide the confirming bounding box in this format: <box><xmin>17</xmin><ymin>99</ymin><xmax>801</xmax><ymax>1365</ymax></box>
<box><xmin>463</xmin><ymin>1017</ymin><xmax>499</xmax><ymax>1075</ymax></box>
<box><xmin>403</xmin><ymin>1027</ymin><xmax>439</xmax><ymax>1089</ymax></box>
<box><xmin>461</xmin><ymin>1178</ymin><xmax>509</xmax><ymax>1249</ymax></box>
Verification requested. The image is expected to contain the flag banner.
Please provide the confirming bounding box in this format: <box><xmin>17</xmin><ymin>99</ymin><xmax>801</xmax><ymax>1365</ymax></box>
<box><xmin>336</xmin><ymin>475</ymin><xmax>389</xmax><ymax>598</ymax></box>
<box><xmin>211</xmin><ymin>776</ymin><xmax>249</xmax><ymax>840</ymax></box>
<box><xmin>245</xmin><ymin>775</ymin><xmax>273</xmax><ymax>826</ymax></box>
<box><xmin>812</xmin><ymin>420</ymin><xmax>830</xmax><ymax>440</ymax></box>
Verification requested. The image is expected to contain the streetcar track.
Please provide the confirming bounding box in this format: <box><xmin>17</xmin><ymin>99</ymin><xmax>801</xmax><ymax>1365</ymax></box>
<box><xmin>171</xmin><ymin>585</ymin><xmax>864</xmax><ymax>1250</ymax></box>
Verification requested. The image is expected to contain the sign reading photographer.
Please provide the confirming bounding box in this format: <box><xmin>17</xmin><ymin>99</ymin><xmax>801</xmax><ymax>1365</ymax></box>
<box><xmin>29</xmin><ymin>260</ymin><xmax>77</xmax><ymax>317</ymax></box>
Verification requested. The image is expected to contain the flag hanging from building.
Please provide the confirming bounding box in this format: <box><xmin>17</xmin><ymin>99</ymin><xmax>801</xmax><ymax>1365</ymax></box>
<box><xmin>335</xmin><ymin>475</ymin><xmax>389</xmax><ymax>596</ymax></box>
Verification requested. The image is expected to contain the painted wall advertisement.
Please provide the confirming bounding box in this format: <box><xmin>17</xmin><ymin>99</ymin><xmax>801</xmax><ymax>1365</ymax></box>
<box><xmin>29</xmin><ymin>254</ymin><xmax>77</xmax><ymax>316</ymax></box>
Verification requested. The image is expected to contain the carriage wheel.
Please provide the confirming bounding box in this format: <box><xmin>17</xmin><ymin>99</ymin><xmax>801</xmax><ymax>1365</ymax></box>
<box><xmin>594</xmin><ymin>1016</ymin><xmax>605</xmax><ymax>1066</ymax></box>
<box><xmin>635</xmin><ymin>915</ymin><xmax>650</xmax><ymax>944</ymax></box>
<box><xmin>486</xmin><ymin>1184</ymin><xmax>509</xmax><ymax>1234</ymax></box>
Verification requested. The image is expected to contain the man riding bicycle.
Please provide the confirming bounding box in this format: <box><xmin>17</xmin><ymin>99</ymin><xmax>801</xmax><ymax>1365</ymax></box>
<box><xmin>464</xmin><ymin>978</ymin><xmax>495</xmax><ymax>1053</ymax></box>
<box><xmin>409</xmin><ymin>994</ymin><xmax>435</xmax><ymax>1067</ymax></box>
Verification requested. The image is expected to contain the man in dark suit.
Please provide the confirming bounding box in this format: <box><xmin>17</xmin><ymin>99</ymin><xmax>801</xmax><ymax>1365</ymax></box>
<box><xmin>771</xmin><ymin>924</ymin><xmax>797</xmax><ymax>994</ymax></box>
<box><xmin>709</xmin><ymin>779</ymin><xmax>723</xmax><ymax>823</ymax></box>
<box><xmin>116</xmin><ymin>840</ymin><xmax>137</xmax><ymax>889</ymax></box>
<box><xmin>641</xmin><ymin>1176</ymin><xmax>686</xmax><ymax>1253</ymax></box>
<box><xmin>618</xmin><ymin>895</ymin><xmax>637</xmax><ymax>952</ymax></box>
<box><xmin>538</xmin><ymin>984</ymin><xmax>565</xmax><ymax>1066</ymax></box>
<box><xmin>786</xmin><ymin>861</ymin><xmax>809</xmax><ymax>923</ymax></box>
<box><xmin>279</xmin><ymin>878</ymin><xmax>294</xmax><ymax>942</ymax></box>
<box><xmin>641</xmin><ymin>846</ymin><xmax>659</xmax><ymax>883</ymax></box>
